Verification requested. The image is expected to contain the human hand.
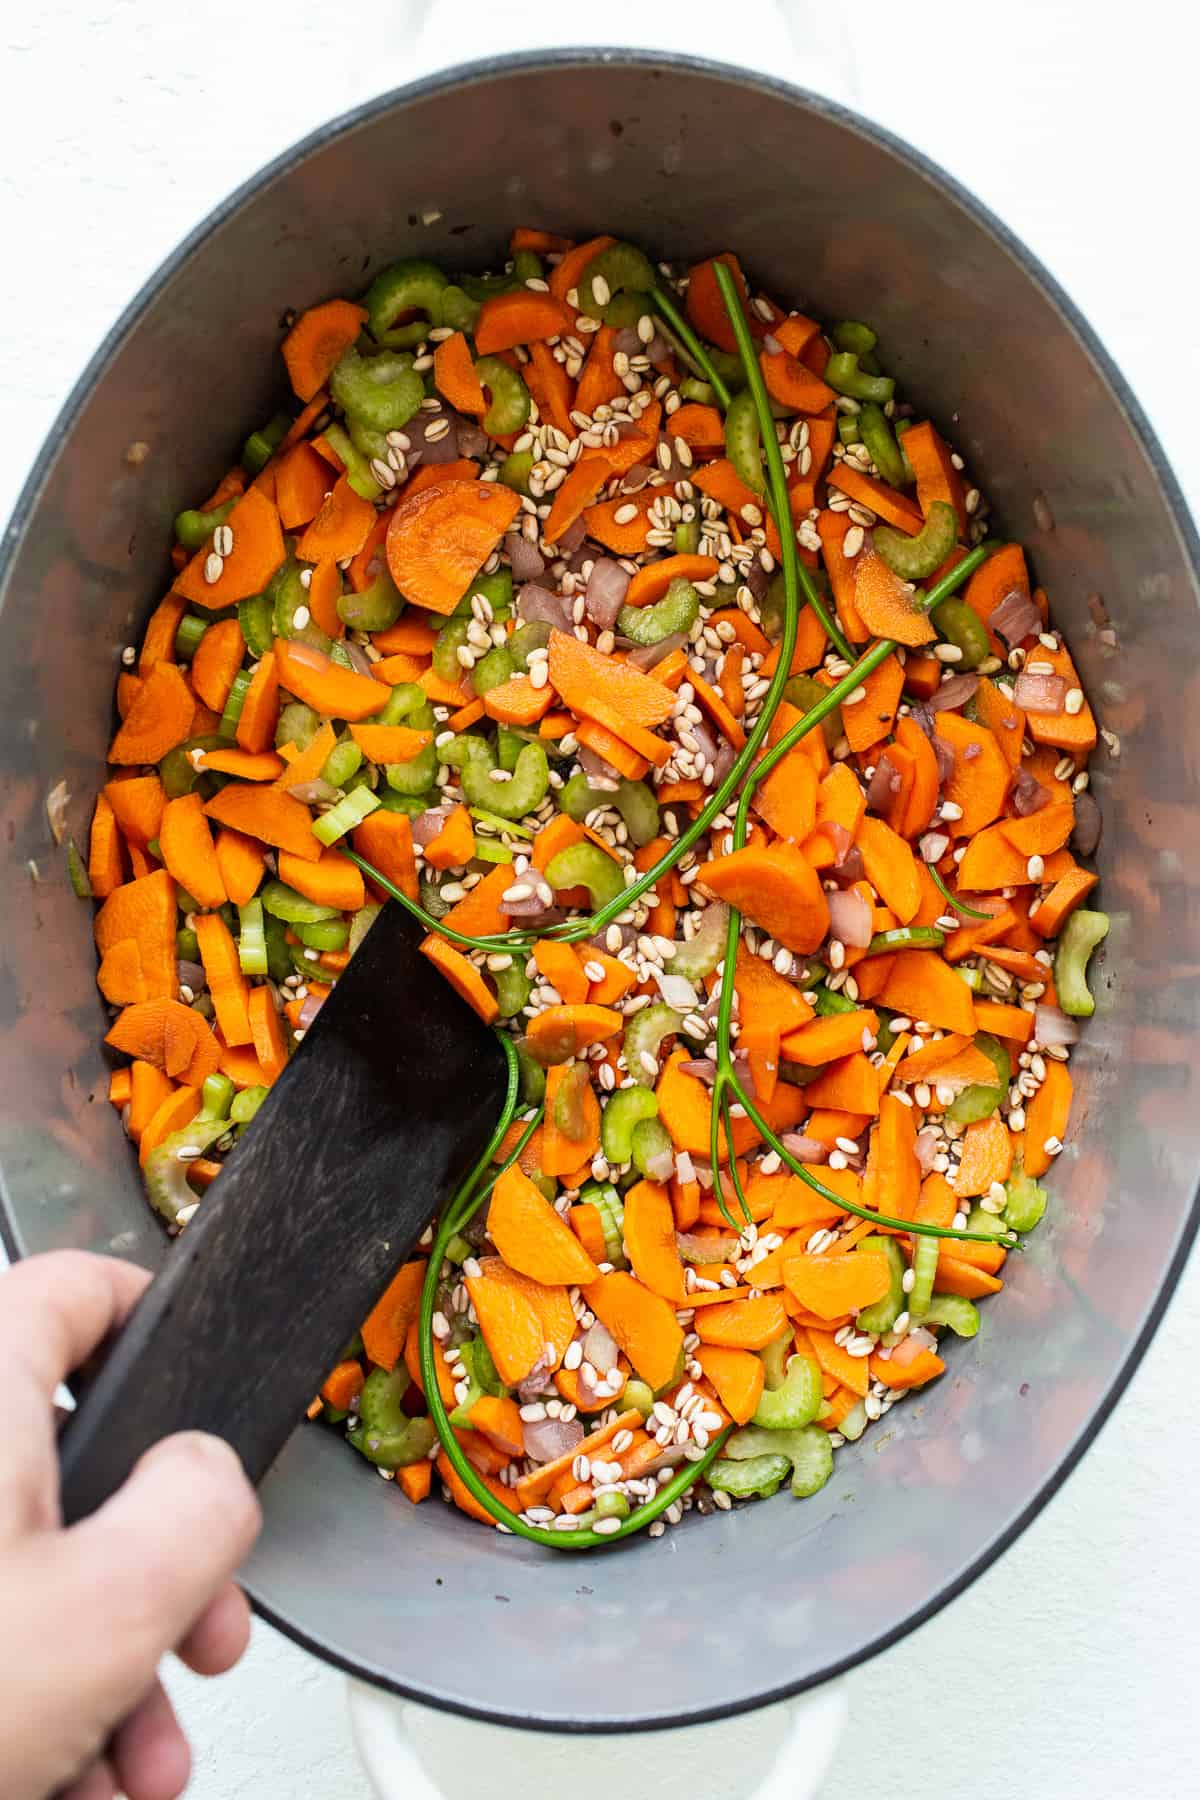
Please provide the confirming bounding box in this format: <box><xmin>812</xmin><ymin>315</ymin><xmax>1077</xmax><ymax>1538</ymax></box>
<box><xmin>0</xmin><ymin>1251</ymin><xmax>262</xmax><ymax>1800</ymax></box>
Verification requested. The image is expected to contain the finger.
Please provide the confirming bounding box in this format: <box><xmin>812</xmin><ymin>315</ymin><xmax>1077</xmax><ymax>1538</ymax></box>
<box><xmin>0</xmin><ymin>1250</ymin><xmax>151</xmax><ymax>1397</ymax></box>
<box><xmin>109</xmin><ymin>1679</ymin><xmax>191</xmax><ymax>1800</ymax></box>
<box><xmin>0</xmin><ymin>1253</ymin><xmax>152</xmax><ymax>1534</ymax></box>
<box><xmin>176</xmin><ymin>1580</ymin><xmax>252</xmax><ymax>1676</ymax></box>
<box><xmin>60</xmin><ymin>1433</ymin><xmax>260</xmax><ymax>1723</ymax></box>
<box><xmin>56</xmin><ymin>1757</ymin><xmax>119</xmax><ymax>1800</ymax></box>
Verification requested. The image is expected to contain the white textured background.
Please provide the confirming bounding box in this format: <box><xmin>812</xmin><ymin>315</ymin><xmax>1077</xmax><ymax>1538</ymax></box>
<box><xmin>2</xmin><ymin>2</ymin><xmax>1198</xmax><ymax>1795</ymax></box>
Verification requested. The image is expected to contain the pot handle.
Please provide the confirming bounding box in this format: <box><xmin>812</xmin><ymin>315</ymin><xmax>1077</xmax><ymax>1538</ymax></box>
<box><xmin>347</xmin><ymin>1678</ymin><xmax>848</xmax><ymax>1800</ymax></box>
<box><xmin>405</xmin><ymin>3</ymin><xmax>859</xmax><ymax>107</ymax></box>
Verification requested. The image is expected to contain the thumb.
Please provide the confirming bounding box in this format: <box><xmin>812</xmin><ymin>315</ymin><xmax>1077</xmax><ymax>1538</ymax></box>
<box><xmin>63</xmin><ymin>1432</ymin><xmax>261</xmax><ymax>1720</ymax></box>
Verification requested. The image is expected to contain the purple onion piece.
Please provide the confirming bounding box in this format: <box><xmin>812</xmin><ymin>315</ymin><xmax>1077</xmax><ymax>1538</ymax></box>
<box><xmin>830</xmin><ymin>843</ymin><xmax>865</xmax><ymax>888</ymax></box>
<box><xmin>990</xmin><ymin>587</ymin><xmax>1043</xmax><ymax>647</ymax></box>
<box><xmin>1071</xmin><ymin>789</ymin><xmax>1102</xmax><ymax>857</ymax></box>
<box><xmin>456</xmin><ymin>421</ymin><xmax>490</xmax><ymax>461</ymax></box>
<box><xmin>931</xmin><ymin>735</ymin><xmax>956</xmax><ymax>783</ymax></box>
<box><xmin>1012</xmin><ymin>767</ymin><xmax>1050</xmax><ymax>816</ymax></box>
<box><xmin>404</xmin><ymin>406</ymin><xmax>461</xmax><ymax>465</ymax></box>
<box><xmin>176</xmin><ymin>960</ymin><xmax>206</xmax><ymax>994</ymax></box>
<box><xmin>914</xmin><ymin>1129</ymin><xmax>939</xmax><ymax>1175</ymax></box>
<box><xmin>523</xmin><ymin>1415</ymin><xmax>585</xmax><ymax>1463</ymax></box>
<box><xmin>411</xmin><ymin>805</ymin><xmax>453</xmax><ymax>847</ymax></box>
<box><xmin>827</xmin><ymin>886</ymin><xmax>874</xmax><ymax>950</ymax></box>
<box><xmin>1013</xmin><ymin>671</ymin><xmax>1068</xmax><ymax>714</ymax></box>
<box><xmin>626</xmin><ymin>631</ymin><xmax>687</xmax><ymax>671</ymax></box>
<box><xmin>744</xmin><ymin>559</ymin><xmax>770</xmax><ymax>602</ymax></box>
<box><xmin>505</xmin><ymin>531</ymin><xmax>546</xmax><ymax>581</ymax></box>
<box><xmin>557</xmin><ymin>513</ymin><xmax>589</xmax><ymax>555</ymax></box>
<box><xmin>582</xmin><ymin>1320</ymin><xmax>621</xmax><ymax>1373</ymax></box>
<box><xmin>584</xmin><ymin>557</ymin><xmax>631</xmax><ymax>627</ymax></box>
<box><xmin>297</xmin><ymin>991</ymin><xmax>326</xmax><ymax>1030</ymax></box>
<box><xmin>514</xmin><ymin>1353</ymin><xmax>553</xmax><ymax>1404</ymax></box>
<box><xmin>866</xmin><ymin>753</ymin><xmax>903</xmax><ymax>814</ymax></box>
<box><xmin>780</xmin><ymin>1132</ymin><xmax>829</xmax><ymax>1165</ymax></box>
<box><xmin>1034</xmin><ymin>1004</ymin><xmax>1080</xmax><ymax>1048</ymax></box>
<box><xmin>613</xmin><ymin>327</ymin><xmax>642</xmax><ymax>355</ymax></box>
<box><xmin>930</xmin><ymin>673</ymin><xmax>980</xmax><ymax>713</ymax></box>
<box><xmin>678</xmin><ymin>1058</ymin><xmax>718</xmax><ymax>1087</ymax></box>
<box><xmin>577</xmin><ymin>745</ymin><xmax>623</xmax><ymax>788</ymax></box>
<box><xmin>920</xmin><ymin>831</ymin><xmax>951</xmax><ymax>864</ymax></box>
<box><xmin>341</xmin><ymin>640</ymin><xmax>373</xmax><ymax>677</ymax></box>
<box><xmin>516</xmin><ymin>583</ymin><xmax>573</xmax><ymax>630</ymax></box>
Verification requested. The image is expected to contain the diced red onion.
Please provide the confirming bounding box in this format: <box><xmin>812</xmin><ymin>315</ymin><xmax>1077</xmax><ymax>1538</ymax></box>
<box><xmin>1071</xmin><ymin>789</ymin><xmax>1102</xmax><ymax>857</ymax></box>
<box><xmin>914</xmin><ymin>1129</ymin><xmax>939</xmax><ymax>1174</ymax></box>
<box><xmin>930</xmin><ymin>673</ymin><xmax>980</xmax><ymax>712</ymax></box>
<box><xmin>505</xmin><ymin>532</ymin><xmax>546</xmax><ymax>581</ymax></box>
<box><xmin>744</xmin><ymin>559</ymin><xmax>770</xmax><ymax>602</ymax></box>
<box><xmin>456</xmin><ymin>420</ymin><xmax>490</xmax><ymax>461</ymax></box>
<box><xmin>676</xmin><ymin>1232</ymin><xmax>738</xmax><ymax>1265</ymax></box>
<box><xmin>655</xmin><ymin>436</ymin><xmax>689</xmax><ymax>481</ymax></box>
<box><xmin>642</xmin><ymin>1141</ymin><xmax>677</xmax><ymax>1182</ymax></box>
<box><xmin>176</xmin><ymin>960</ymin><xmax>206</xmax><ymax>994</ymax></box>
<box><xmin>627</xmin><ymin>631</ymin><xmax>687</xmax><ymax>671</ymax></box>
<box><xmin>1012</xmin><ymin>767</ymin><xmax>1050</xmax><ymax>815</ymax></box>
<box><xmin>590</xmin><ymin>922</ymin><xmax>637</xmax><ymax>951</ymax></box>
<box><xmin>584</xmin><ymin>557</ymin><xmax>631</xmax><ymax>627</ymax></box>
<box><xmin>679</xmin><ymin>1058</ymin><xmax>718</xmax><ymax>1087</ymax></box>
<box><xmin>516</xmin><ymin>583</ymin><xmax>573</xmax><ymax>630</ymax></box>
<box><xmin>557</xmin><ymin>513</ymin><xmax>589</xmax><ymax>554</ymax></box>
<box><xmin>582</xmin><ymin>1320</ymin><xmax>621</xmax><ymax>1373</ymax></box>
<box><xmin>613</xmin><ymin>327</ymin><xmax>642</xmax><ymax>355</ymax></box>
<box><xmin>504</xmin><ymin>894</ymin><xmax>562</xmax><ymax>923</ymax></box>
<box><xmin>644</xmin><ymin>332</ymin><xmax>670</xmax><ymax>363</ymax></box>
<box><xmin>411</xmin><ymin>805</ymin><xmax>453</xmax><ymax>847</ymax></box>
<box><xmin>657</xmin><ymin>972</ymin><xmax>699</xmax><ymax>1012</ymax></box>
<box><xmin>620</xmin><ymin>463</ymin><xmax>654</xmax><ymax>493</ymax></box>
<box><xmin>404</xmin><ymin>407</ymin><xmax>461</xmax><ymax>465</ymax></box>
<box><xmin>919</xmin><ymin>830</ymin><xmax>951</xmax><ymax>864</ymax></box>
<box><xmin>691</xmin><ymin>717</ymin><xmax>720</xmax><ymax>767</ymax></box>
<box><xmin>990</xmin><ymin>587</ymin><xmax>1043</xmax><ymax>647</ymax></box>
<box><xmin>288</xmin><ymin>778</ymin><xmax>341</xmax><ymax>807</ymax></box>
<box><xmin>577</xmin><ymin>745</ymin><xmax>622</xmax><ymax>788</ymax></box>
<box><xmin>780</xmin><ymin>1132</ymin><xmax>829</xmax><ymax>1165</ymax></box>
<box><xmin>1013</xmin><ymin>671</ymin><xmax>1068</xmax><ymax>714</ymax></box>
<box><xmin>298</xmin><ymin>991</ymin><xmax>326</xmax><ymax>1030</ymax></box>
<box><xmin>732</xmin><ymin>1051</ymin><xmax>758</xmax><ymax>1098</ymax></box>
<box><xmin>931</xmin><ymin>735</ymin><xmax>956</xmax><ymax>783</ymax></box>
<box><xmin>831</xmin><ymin>843</ymin><xmax>865</xmax><ymax>888</ymax></box>
<box><xmin>523</xmin><ymin>1416</ymin><xmax>584</xmax><ymax>1463</ymax></box>
<box><xmin>827</xmin><ymin>886</ymin><xmax>873</xmax><ymax>949</ymax></box>
<box><xmin>909</xmin><ymin>701</ymin><xmax>935</xmax><ymax>738</ymax></box>
<box><xmin>515</xmin><ymin>1353</ymin><xmax>552</xmax><ymax>1404</ymax></box>
<box><xmin>866</xmin><ymin>753</ymin><xmax>903</xmax><ymax>814</ymax></box>
<box><xmin>1034</xmin><ymin>1004</ymin><xmax>1080</xmax><ymax>1048</ymax></box>
<box><xmin>341</xmin><ymin>640</ymin><xmax>373</xmax><ymax>677</ymax></box>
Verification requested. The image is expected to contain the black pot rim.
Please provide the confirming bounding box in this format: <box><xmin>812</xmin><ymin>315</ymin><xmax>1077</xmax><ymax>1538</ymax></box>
<box><xmin>4</xmin><ymin>45</ymin><xmax>1198</xmax><ymax>1737</ymax></box>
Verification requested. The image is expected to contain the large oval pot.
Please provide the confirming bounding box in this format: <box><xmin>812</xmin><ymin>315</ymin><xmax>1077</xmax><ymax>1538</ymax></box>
<box><xmin>1</xmin><ymin>50</ymin><xmax>1196</xmax><ymax>1733</ymax></box>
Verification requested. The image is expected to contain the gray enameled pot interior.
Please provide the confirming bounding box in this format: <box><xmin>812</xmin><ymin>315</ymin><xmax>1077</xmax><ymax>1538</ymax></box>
<box><xmin>1</xmin><ymin>51</ymin><xmax>1197</xmax><ymax>1732</ymax></box>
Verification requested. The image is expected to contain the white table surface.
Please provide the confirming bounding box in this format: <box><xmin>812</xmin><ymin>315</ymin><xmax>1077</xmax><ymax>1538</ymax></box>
<box><xmin>2</xmin><ymin>2</ymin><xmax>1198</xmax><ymax>1795</ymax></box>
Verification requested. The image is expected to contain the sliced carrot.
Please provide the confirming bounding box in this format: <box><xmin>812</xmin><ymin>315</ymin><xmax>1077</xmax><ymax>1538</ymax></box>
<box><xmin>281</xmin><ymin>298</ymin><xmax>368</xmax><ymax>402</ymax></box>
<box><xmin>385</xmin><ymin>478</ymin><xmax>520</xmax><ymax>616</ymax></box>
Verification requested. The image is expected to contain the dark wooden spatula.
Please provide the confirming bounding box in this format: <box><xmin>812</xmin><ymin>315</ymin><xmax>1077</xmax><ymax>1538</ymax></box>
<box><xmin>58</xmin><ymin>902</ymin><xmax>508</xmax><ymax>1524</ymax></box>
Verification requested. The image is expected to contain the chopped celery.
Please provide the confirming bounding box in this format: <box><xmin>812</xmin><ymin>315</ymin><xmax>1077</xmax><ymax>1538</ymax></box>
<box><xmin>580</xmin><ymin>1180</ymin><xmax>625</xmax><ymax>1266</ymax></box>
<box><xmin>509</xmin><ymin>619</ymin><xmax>553</xmax><ymax>672</ymax></box>
<box><xmin>708</xmin><ymin>1454</ymin><xmax>791</xmax><ymax>1500</ymax></box>
<box><xmin>857</xmin><ymin>401</ymin><xmax>908</xmax><ymax>489</ymax></box>
<box><xmin>237</xmin><ymin>899</ymin><xmax>268</xmax><ymax>976</ymax></box>
<box><xmin>783</xmin><ymin>671</ymin><xmax>843</xmax><ymax>750</ymax></box>
<box><xmin>908</xmin><ymin>1232</ymin><xmax>940</xmax><ymax>1318</ymax></box>
<box><xmin>824</xmin><ymin>352</ymin><xmax>894</xmax><ymax>404</ymax></box>
<box><xmin>922</xmin><ymin>1294</ymin><xmax>980</xmax><ymax>1337</ymax></box>
<box><xmin>1004</xmin><ymin>1163</ymin><xmax>1049</xmax><ymax>1233</ymax></box>
<box><xmin>874</xmin><ymin>501</ymin><xmax>957</xmax><ymax>582</ymax></box>
<box><xmin>666</xmin><ymin>902</ymin><xmax>729</xmax><ymax>980</ymax></box>
<box><xmin>295</xmin><ymin>918</ymin><xmax>350</xmax><ymax>952</ymax></box>
<box><xmin>1055</xmin><ymin>908</ymin><xmax>1109</xmax><ymax>1017</ymax></box>
<box><xmin>617</xmin><ymin>578</ymin><xmax>700</xmax><ymax>647</ymax></box>
<box><xmin>461</xmin><ymin>741</ymin><xmax>549</xmax><ymax>821</ymax></box>
<box><xmin>271</xmin><ymin>559</ymin><xmax>333</xmax><ymax>653</ymax></box>
<box><xmin>475</xmin><ymin>840</ymin><xmax>515</xmax><ymax>865</ymax></box>
<box><xmin>474</xmin><ymin>356</ymin><xmax>531</xmax><ymax>435</ymax></box>
<box><xmin>322</xmin><ymin>737</ymin><xmax>363</xmax><ymax>790</ymax></box>
<box><xmin>674</xmin><ymin>518</ymin><xmax>702</xmax><ymax>554</ymax></box>
<box><xmin>720</xmin><ymin>1423</ymin><xmax>833</xmax><ymax>1498</ymax></box>
<box><xmin>630</xmin><ymin>1117</ymin><xmax>674</xmax><ymax>1180</ymax></box>
<box><xmin>174</xmin><ymin>614</ymin><xmax>208</xmax><ymax>661</ymax></box>
<box><xmin>385</xmin><ymin>742</ymin><xmax>438</xmax><ymax>794</ymax></box>
<box><xmin>349</xmin><ymin>904</ymin><xmax>381</xmax><ymax>955</ymax></box>
<box><xmin>338</xmin><ymin>574</ymin><xmax>403</xmax><ymax>633</ymax></box>
<box><xmin>174</xmin><ymin>497</ymin><xmax>235</xmax><ymax>551</ymax></box>
<box><xmin>855</xmin><ymin>1236</ymin><xmax>906</xmax><ymax>1334</ymax></box>
<box><xmin>218</xmin><ymin>672</ymin><xmax>253</xmax><ymax>741</ymax></box>
<box><xmin>601</xmin><ymin>1086</ymin><xmax>660</xmax><ymax>1164</ymax></box>
<box><xmin>492</xmin><ymin>960</ymin><xmax>532</xmax><ymax>1019</ymax></box>
<box><xmin>946</xmin><ymin>1032</ymin><xmax>1011</xmax><ymax>1124</ymax></box>
<box><xmin>260</xmin><ymin>880</ymin><xmax>339</xmax><ymax>925</ymax></box>
<box><xmin>351</xmin><ymin>1369</ymin><xmax>437</xmax><ymax>1468</ymax></box>
<box><xmin>623</xmin><ymin>1378</ymin><xmax>655</xmax><ymax>1418</ymax></box>
<box><xmin>472</xmin><ymin>645</ymin><xmax>516</xmax><ymax>695</ymax></box>
<box><xmin>578</xmin><ymin>242</ymin><xmax>656</xmax><ymax>323</ymax></box>
<box><xmin>231</xmin><ymin>1085</ymin><xmax>268</xmax><ymax>1127</ymax></box>
<box><xmin>498</xmin><ymin>448</ymin><xmax>535</xmax><ymax>495</ymax></box>
<box><xmin>311</xmin><ymin>787</ymin><xmax>380</xmax><ymax>847</ymax></box>
<box><xmin>515</xmin><ymin>1041</ymin><xmax>546</xmax><ymax>1106</ymax></box>
<box><xmin>544</xmin><ymin>840</ymin><xmax>624</xmax><ymax>908</ymax></box>
<box><xmin>66</xmin><ymin>840</ymin><xmax>91</xmax><ymax>899</ymax></box>
<box><xmin>275</xmin><ymin>701</ymin><xmax>320</xmax><ymax>751</ymax></box>
<box><xmin>751</xmin><ymin>1354</ymin><xmax>822</xmax><ymax>1429</ymax></box>
<box><xmin>238</xmin><ymin>593</ymin><xmax>275</xmax><ymax>658</ymax></box>
<box><xmin>331</xmin><ymin>345</ymin><xmax>424</xmax><ymax>433</ymax></box>
<box><xmin>623</xmin><ymin>1002</ymin><xmax>685</xmax><ymax>1087</ymax></box>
